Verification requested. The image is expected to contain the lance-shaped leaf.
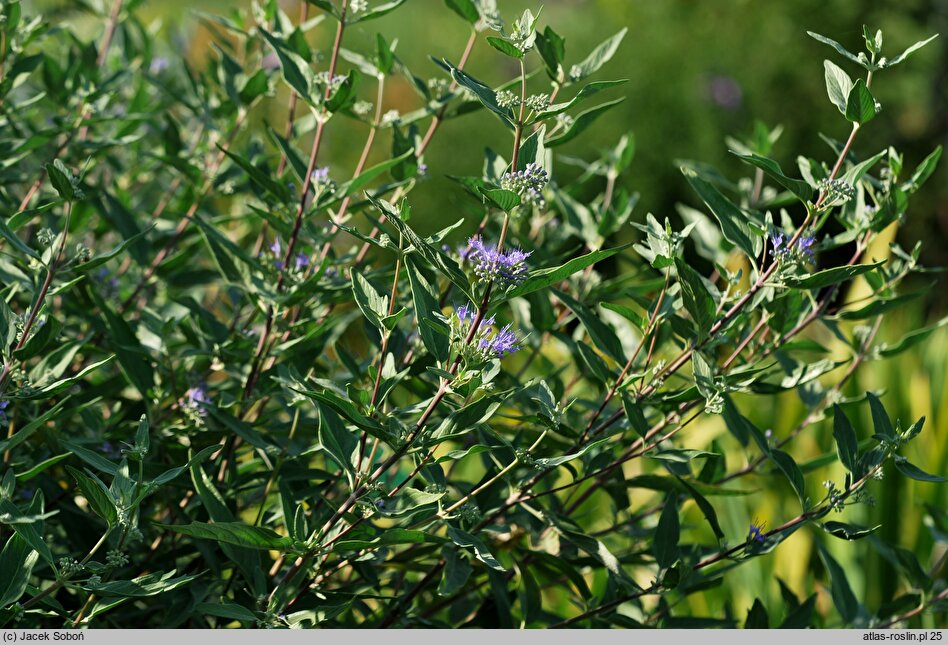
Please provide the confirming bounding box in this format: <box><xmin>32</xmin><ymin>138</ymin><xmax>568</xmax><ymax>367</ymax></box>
<box><xmin>682</xmin><ymin>168</ymin><xmax>763</xmax><ymax>261</ymax></box>
<box><xmin>436</xmin><ymin>59</ymin><xmax>514</xmax><ymax>128</ymax></box>
<box><xmin>731</xmin><ymin>151</ymin><xmax>814</xmax><ymax>202</ymax></box>
<box><xmin>554</xmin><ymin>289</ymin><xmax>624</xmax><ymax>363</ymax></box>
<box><xmin>569</xmin><ymin>28</ymin><xmax>627</xmax><ymax>82</ymax></box>
<box><xmin>547</xmin><ymin>98</ymin><xmax>625</xmax><ymax>147</ymax></box>
<box><xmin>784</xmin><ymin>260</ymin><xmax>885</xmax><ymax>289</ymax></box>
<box><xmin>832</xmin><ymin>404</ymin><xmax>859</xmax><ymax>473</ymax></box>
<box><xmin>157</xmin><ymin>521</ymin><xmax>296</xmax><ymax>551</ymax></box>
<box><xmin>351</xmin><ymin>271</ymin><xmax>388</xmax><ymax>332</ymax></box>
<box><xmin>675</xmin><ymin>258</ymin><xmax>716</xmax><ymax>340</ymax></box>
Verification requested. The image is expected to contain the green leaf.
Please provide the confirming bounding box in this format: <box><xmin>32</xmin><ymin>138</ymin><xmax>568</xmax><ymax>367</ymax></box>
<box><xmin>569</xmin><ymin>28</ymin><xmax>627</xmax><ymax>82</ymax></box>
<box><xmin>351</xmin><ymin>271</ymin><xmax>388</xmax><ymax>332</ymax></box>
<box><xmin>807</xmin><ymin>31</ymin><xmax>864</xmax><ymax>66</ymax></box>
<box><xmin>158</xmin><ymin>521</ymin><xmax>296</xmax><ymax>551</ymax></box>
<box><xmin>675</xmin><ymin>258</ymin><xmax>716</xmax><ymax>341</ymax></box>
<box><xmin>221</xmin><ymin>147</ymin><xmax>291</xmax><ymax>203</ymax></box>
<box><xmin>190</xmin><ymin>461</ymin><xmax>264</xmax><ymax>594</ymax></box>
<box><xmin>906</xmin><ymin>145</ymin><xmax>942</xmax><ymax>192</ymax></box>
<box><xmin>443</xmin><ymin>0</ymin><xmax>478</xmax><ymax>24</ymax></box>
<box><xmin>87</xmin><ymin>570</ymin><xmax>201</xmax><ymax>598</ymax></box>
<box><xmin>438</xmin><ymin>59</ymin><xmax>514</xmax><ymax>128</ymax></box>
<box><xmin>893</xmin><ymin>459</ymin><xmax>948</xmax><ymax>483</ymax></box>
<box><xmin>374</xmin><ymin>197</ymin><xmax>472</xmax><ymax>300</ymax></box>
<box><xmin>375</xmin><ymin>33</ymin><xmax>394</xmax><ymax>75</ymax></box>
<box><xmin>406</xmin><ymin>257</ymin><xmax>449</xmax><ymax>363</ymax></box>
<box><xmin>832</xmin><ymin>404</ymin><xmax>859</xmax><ymax>473</ymax></box>
<box><xmin>877</xmin><ymin>315</ymin><xmax>948</xmax><ymax>358</ymax></box>
<box><xmin>547</xmin><ymin>98</ymin><xmax>625</xmax><ymax>147</ymax></box>
<box><xmin>533</xmin><ymin>438</ymin><xmax>609</xmax><ymax>469</ymax></box>
<box><xmin>13</xmin><ymin>316</ymin><xmax>60</xmax><ymax>360</ymax></box>
<box><xmin>653</xmin><ymin>493</ymin><xmax>679</xmax><ymax>569</ymax></box>
<box><xmin>349</xmin><ymin>0</ymin><xmax>406</xmax><ymax>23</ymax></box>
<box><xmin>817</xmin><ymin>542</ymin><xmax>860</xmax><ymax>624</ymax></box>
<box><xmin>745</xmin><ymin>599</ymin><xmax>770</xmax><ymax>629</ymax></box>
<box><xmin>731</xmin><ymin>152</ymin><xmax>813</xmax><ymax>202</ymax></box>
<box><xmin>259</xmin><ymin>28</ymin><xmax>314</xmax><ymax>104</ymax></box>
<box><xmin>779</xmin><ymin>594</ymin><xmax>817</xmax><ymax>628</ymax></box>
<box><xmin>61</xmin><ymin>440</ymin><xmax>118</xmax><ymax>476</ymax></box>
<box><xmin>478</xmin><ymin>187</ymin><xmax>521</xmax><ymax>212</ymax></box>
<box><xmin>194</xmin><ymin>602</ymin><xmax>258</xmax><ymax>623</ymax></box>
<box><xmin>331</xmin><ymin>528</ymin><xmax>445</xmax><ymax>551</ymax></box>
<box><xmin>784</xmin><ymin>260</ymin><xmax>884</xmax><ymax>289</ymax></box>
<box><xmin>845</xmin><ymin>78</ymin><xmax>876</xmax><ymax>124</ymax></box>
<box><xmin>887</xmin><ymin>34</ymin><xmax>938</xmax><ymax>67</ymax></box>
<box><xmin>771</xmin><ymin>449</ymin><xmax>806</xmax><ymax>507</ymax></box>
<box><xmin>439</xmin><ymin>547</ymin><xmax>473</xmax><ymax>596</ymax></box>
<box><xmin>0</xmin><ymin>399</ymin><xmax>68</xmax><ymax>456</ymax></box>
<box><xmin>823</xmin><ymin>60</ymin><xmax>853</xmax><ymax>114</ymax></box>
<box><xmin>0</xmin><ymin>533</ymin><xmax>39</xmax><ymax>608</ymax></box>
<box><xmin>446</xmin><ymin>526</ymin><xmax>505</xmax><ymax>571</ymax></box>
<box><xmin>0</xmin><ymin>498</ymin><xmax>55</xmax><ymax>569</ymax></box>
<box><xmin>66</xmin><ymin>466</ymin><xmax>117</xmax><ymax>526</ymax></box>
<box><xmin>506</xmin><ymin>245</ymin><xmax>627</xmax><ymax>299</ymax></box>
<box><xmin>486</xmin><ymin>37</ymin><xmax>523</xmax><ymax>59</ymax></box>
<box><xmin>682</xmin><ymin>168</ymin><xmax>763</xmax><ymax>261</ymax></box>
<box><xmin>535</xmin><ymin>26</ymin><xmax>566</xmax><ymax>80</ymax></box>
<box><xmin>73</xmin><ymin>227</ymin><xmax>153</xmax><ymax>274</ymax></box>
<box><xmin>46</xmin><ymin>159</ymin><xmax>80</xmax><ymax>201</ymax></box>
<box><xmin>867</xmin><ymin>392</ymin><xmax>895</xmax><ymax>439</ymax></box>
<box><xmin>677</xmin><ymin>477</ymin><xmax>725</xmax><ymax>540</ymax></box>
<box><xmin>0</xmin><ymin>298</ymin><xmax>15</xmax><ymax>349</ymax></box>
<box><xmin>318</xmin><ymin>405</ymin><xmax>358</xmax><ymax>485</ymax></box>
<box><xmin>822</xmin><ymin>521</ymin><xmax>880</xmax><ymax>540</ymax></box>
<box><xmin>0</xmin><ymin>216</ymin><xmax>40</xmax><ymax>259</ymax></box>
<box><xmin>554</xmin><ymin>289</ymin><xmax>624</xmax><ymax>363</ymax></box>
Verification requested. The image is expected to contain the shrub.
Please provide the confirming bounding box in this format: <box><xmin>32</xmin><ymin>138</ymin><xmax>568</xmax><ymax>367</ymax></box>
<box><xmin>0</xmin><ymin>0</ymin><xmax>944</xmax><ymax>629</ymax></box>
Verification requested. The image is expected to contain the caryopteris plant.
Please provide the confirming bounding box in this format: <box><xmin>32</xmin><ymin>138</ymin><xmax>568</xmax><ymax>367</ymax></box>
<box><xmin>0</xmin><ymin>0</ymin><xmax>945</xmax><ymax>629</ymax></box>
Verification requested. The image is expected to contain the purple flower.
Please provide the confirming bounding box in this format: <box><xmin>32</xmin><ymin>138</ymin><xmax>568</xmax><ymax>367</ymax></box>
<box><xmin>184</xmin><ymin>383</ymin><xmax>212</xmax><ymax>417</ymax></box>
<box><xmin>797</xmin><ymin>234</ymin><xmax>816</xmax><ymax>259</ymax></box>
<box><xmin>0</xmin><ymin>399</ymin><xmax>8</xmax><ymax>425</ymax></box>
<box><xmin>294</xmin><ymin>253</ymin><xmax>309</xmax><ymax>271</ymax></box>
<box><xmin>417</xmin><ymin>162</ymin><xmax>428</xmax><ymax>178</ymax></box>
<box><xmin>479</xmin><ymin>324</ymin><xmax>520</xmax><ymax>358</ymax></box>
<box><xmin>748</xmin><ymin>519</ymin><xmax>766</xmax><ymax>544</ymax></box>
<box><xmin>467</xmin><ymin>236</ymin><xmax>531</xmax><ymax>288</ymax></box>
<box><xmin>268</xmin><ymin>239</ymin><xmax>286</xmax><ymax>270</ymax></box>
<box><xmin>770</xmin><ymin>232</ymin><xmax>816</xmax><ymax>262</ymax></box>
<box><xmin>95</xmin><ymin>268</ymin><xmax>120</xmax><ymax>300</ymax></box>
<box><xmin>455</xmin><ymin>303</ymin><xmax>475</xmax><ymax>325</ymax></box>
<box><xmin>706</xmin><ymin>74</ymin><xmax>743</xmax><ymax>110</ymax></box>
<box><xmin>311</xmin><ymin>167</ymin><xmax>331</xmax><ymax>184</ymax></box>
<box><xmin>149</xmin><ymin>57</ymin><xmax>169</xmax><ymax>74</ymax></box>
<box><xmin>99</xmin><ymin>441</ymin><xmax>122</xmax><ymax>460</ymax></box>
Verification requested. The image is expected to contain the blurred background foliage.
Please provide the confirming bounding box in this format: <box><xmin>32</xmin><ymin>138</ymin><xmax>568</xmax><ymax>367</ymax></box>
<box><xmin>27</xmin><ymin>0</ymin><xmax>946</xmax><ymax>623</ymax></box>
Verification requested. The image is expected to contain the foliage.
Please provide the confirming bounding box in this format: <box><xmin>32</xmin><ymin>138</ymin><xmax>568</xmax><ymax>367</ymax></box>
<box><xmin>0</xmin><ymin>0</ymin><xmax>944</xmax><ymax>629</ymax></box>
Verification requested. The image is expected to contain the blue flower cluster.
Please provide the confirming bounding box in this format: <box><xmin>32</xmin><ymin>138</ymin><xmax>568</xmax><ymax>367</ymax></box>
<box><xmin>747</xmin><ymin>519</ymin><xmax>766</xmax><ymax>544</ymax></box>
<box><xmin>455</xmin><ymin>303</ymin><xmax>520</xmax><ymax>359</ymax></box>
<box><xmin>771</xmin><ymin>232</ymin><xmax>816</xmax><ymax>262</ymax></box>
<box><xmin>468</xmin><ymin>236</ymin><xmax>531</xmax><ymax>288</ymax></box>
<box><xmin>184</xmin><ymin>382</ymin><xmax>212</xmax><ymax>417</ymax></box>
<box><xmin>268</xmin><ymin>238</ymin><xmax>309</xmax><ymax>272</ymax></box>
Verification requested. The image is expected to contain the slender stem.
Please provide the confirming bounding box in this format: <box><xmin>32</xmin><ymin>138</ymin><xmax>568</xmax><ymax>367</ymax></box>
<box><xmin>0</xmin><ymin>202</ymin><xmax>73</xmax><ymax>395</ymax></box>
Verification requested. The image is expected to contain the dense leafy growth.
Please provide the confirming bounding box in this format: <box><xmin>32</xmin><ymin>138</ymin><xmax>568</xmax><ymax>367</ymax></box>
<box><xmin>0</xmin><ymin>0</ymin><xmax>944</xmax><ymax>629</ymax></box>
